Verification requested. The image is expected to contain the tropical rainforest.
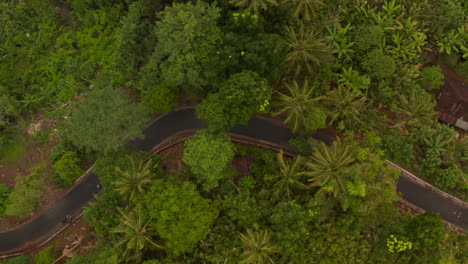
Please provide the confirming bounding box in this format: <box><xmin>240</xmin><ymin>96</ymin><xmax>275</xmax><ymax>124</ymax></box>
<box><xmin>0</xmin><ymin>0</ymin><xmax>467</xmax><ymax>263</ymax></box>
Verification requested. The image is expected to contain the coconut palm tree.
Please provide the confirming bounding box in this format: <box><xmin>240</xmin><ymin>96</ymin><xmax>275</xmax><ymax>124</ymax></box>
<box><xmin>274</xmin><ymin>80</ymin><xmax>323</xmax><ymax>133</ymax></box>
<box><xmin>111</xmin><ymin>207</ymin><xmax>164</xmax><ymax>262</ymax></box>
<box><xmin>239</xmin><ymin>227</ymin><xmax>279</xmax><ymax>264</ymax></box>
<box><xmin>304</xmin><ymin>140</ymin><xmax>355</xmax><ymax>198</ymax></box>
<box><xmin>325</xmin><ymin>84</ymin><xmax>366</xmax><ymax>131</ymax></box>
<box><xmin>229</xmin><ymin>0</ymin><xmax>278</xmax><ymax>13</ymax></box>
<box><xmin>393</xmin><ymin>90</ymin><xmax>437</xmax><ymax>128</ymax></box>
<box><xmin>283</xmin><ymin>0</ymin><xmax>326</xmax><ymax>20</ymax></box>
<box><xmin>114</xmin><ymin>158</ymin><xmax>157</xmax><ymax>202</ymax></box>
<box><xmin>284</xmin><ymin>25</ymin><xmax>331</xmax><ymax>77</ymax></box>
<box><xmin>265</xmin><ymin>149</ymin><xmax>309</xmax><ymax>200</ymax></box>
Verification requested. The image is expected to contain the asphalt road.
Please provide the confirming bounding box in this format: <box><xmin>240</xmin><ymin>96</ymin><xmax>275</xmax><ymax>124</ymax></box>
<box><xmin>0</xmin><ymin>108</ymin><xmax>466</xmax><ymax>253</ymax></box>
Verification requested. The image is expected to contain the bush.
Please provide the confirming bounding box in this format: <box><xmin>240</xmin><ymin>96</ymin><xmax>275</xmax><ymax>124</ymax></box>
<box><xmin>34</xmin><ymin>246</ymin><xmax>56</xmax><ymax>264</ymax></box>
<box><xmin>53</xmin><ymin>151</ymin><xmax>84</xmax><ymax>186</ymax></box>
<box><xmin>455</xmin><ymin>60</ymin><xmax>468</xmax><ymax>77</ymax></box>
<box><xmin>0</xmin><ymin>183</ymin><xmax>11</xmax><ymax>216</ymax></box>
<box><xmin>434</xmin><ymin>167</ymin><xmax>460</xmax><ymax>191</ymax></box>
<box><xmin>353</xmin><ymin>26</ymin><xmax>384</xmax><ymax>53</ymax></box>
<box><xmin>361</xmin><ymin>49</ymin><xmax>396</xmax><ymax>80</ymax></box>
<box><xmin>4</xmin><ymin>165</ymin><xmax>45</xmax><ymax>218</ymax></box>
<box><xmin>139</xmin><ymin>82</ymin><xmax>178</xmax><ymax>113</ymax></box>
<box><xmin>420</xmin><ymin>66</ymin><xmax>444</xmax><ymax>91</ymax></box>
<box><xmin>183</xmin><ymin>131</ymin><xmax>235</xmax><ymax>190</ymax></box>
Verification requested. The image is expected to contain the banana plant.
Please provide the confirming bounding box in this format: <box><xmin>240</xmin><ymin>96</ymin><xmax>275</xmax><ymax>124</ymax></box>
<box><xmin>382</xmin><ymin>0</ymin><xmax>402</xmax><ymax>17</ymax></box>
<box><xmin>326</xmin><ymin>23</ymin><xmax>355</xmax><ymax>62</ymax></box>
<box><xmin>437</xmin><ymin>30</ymin><xmax>461</xmax><ymax>55</ymax></box>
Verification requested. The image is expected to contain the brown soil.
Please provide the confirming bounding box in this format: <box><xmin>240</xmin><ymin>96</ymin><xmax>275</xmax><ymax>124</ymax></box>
<box><xmin>157</xmin><ymin>141</ymin><xmax>187</xmax><ymax>175</ymax></box>
<box><xmin>426</xmin><ymin>47</ymin><xmax>468</xmax><ymax>121</ymax></box>
<box><xmin>25</xmin><ymin>218</ymin><xmax>96</xmax><ymax>264</ymax></box>
<box><xmin>0</xmin><ymin>113</ymin><xmax>74</xmax><ymax>232</ymax></box>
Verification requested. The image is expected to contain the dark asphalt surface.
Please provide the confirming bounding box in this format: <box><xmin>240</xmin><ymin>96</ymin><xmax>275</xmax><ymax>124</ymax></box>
<box><xmin>0</xmin><ymin>108</ymin><xmax>466</xmax><ymax>253</ymax></box>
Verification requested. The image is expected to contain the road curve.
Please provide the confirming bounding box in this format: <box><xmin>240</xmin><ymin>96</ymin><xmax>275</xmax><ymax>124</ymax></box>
<box><xmin>0</xmin><ymin>108</ymin><xmax>466</xmax><ymax>254</ymax></box>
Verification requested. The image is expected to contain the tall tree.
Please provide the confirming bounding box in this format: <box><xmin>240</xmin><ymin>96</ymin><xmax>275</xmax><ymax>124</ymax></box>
<box><xmin>183</xmin><ymin>130</ymin><xmax>235</xmax><ymax>190</ymax></box>
<box><xmin>239</xmin><ymin>227</ymin><xmax>279</xmax><ymax>264</ymax></box>
<box><xmin>283</xmin><ymin>0</ymin><xmax>326</xmax><ymax>20</ymax></box>
<box><xmin>325</xmin><ymin>84</ymin><xmax>366</xmax><ymax>131</ymax></box>
<box><xmin>229</xmin><ymin>0</ymin><xmax>278</xmax><ymax>13</ymax></box>
<box><xmin>284</xmin><ymin>25</ymin><xmax>331</xmax><ymax>76</ymax></box>
<box><xmin>304</xmin><ymin>141</ymin><xmax>355</xmax><ymax>198</ymax></box>
<box><xmin>146</xmin><ymin>1</ymin><xmax>222</xmax><ymax>97</ymax></box>
<box><xmin>66</xmin><ymin>85</ymin><xmax>149</xmax><ymax>154</ymax></box>
<box><xmin>274</xmin><ymin>80</ymin><xmax>325</xmax><ymax>133</ymax></box>
<box><xmin>394</xmin><ymin>89</ymin><xmax>437</xmax><ymax>128</ymax></box>
<box><xmin>111</xmin><ymin>207</ymin><xmax>163</xmax><ymax>262</ymax></box>
<box><xmin>196</xmin><ymin>70</ymin><xmax>272</xmax><ymax>131</ymax></box>
<box><xmin>144</xmin><ymin>179</ymin><xmax>219</xmax><ymax>256</ymax></box>
<box><xmin>265</xmin><ymin>149</ymin><xmax>308</xmax><ymax>200</ymax></box>
<box><xmin>114</xmin><ymin>158</ymin><xmax>157</xmax><ymax>202</ymax></box>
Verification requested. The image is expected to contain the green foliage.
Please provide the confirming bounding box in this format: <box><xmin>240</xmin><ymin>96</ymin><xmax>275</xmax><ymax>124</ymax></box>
<box><xmin>274</xmin><ymin>80</ymin><xmax>325</xmax><ymax>134</ymax></box>
<box><xmin>455</xmin><ymin>60</ymin><xmax>468</xmax><ymax>77</ymax></box>
<box><xmin>6</xmin><ymin>255</ymin><xmax>29</xmax><ymax>264</ymax></box>
<box><xmin>325</xmin><ymin>85</ymin><xmax>366</xmax><ymax>131</ymax></box>
<box><xmin>83</xmin><ymin>190</ymin><xmax>122</xmax><ymax>241</ymax></box>
<box><xmin>288</xmin><ymin>136</ymin><xmax>310</xmax><ymax>155</ymax></box>
<box><xmin>4</xmin><ymin>165</ymin><xmax>45</xmax><ymax>218</ymax></box>
<box><xmin>111</xmin><ymin>207</ymin><xmax>163</xmax><ymax>262</ymax></box>
<box><xmin>0</xmin><ymin>130</ymin><xmax>26</xmax><ymax>163</ymax></box>
<box><xmin>66</xmin><ymin>85</ymin><xmax>149</xmax><ymax>154</ymax></box>
<box><xmin>34</xmin><ymin>246</ymin><xmax>55</xmax><ymax>264</ymax></box>
<box><xmin>283</xmin><ymin>0</ymin><xmax>326</xmax><ymax>21</ymax></box>
<box><xmin>223</xmin><ymin>193</ymin><xmax>263</xmax><ymax>228</ymax></box>
<box><xmin>265</xmin><ymin>149</ymin><xmax>308</xmax><ymax>200</ymax></box>
<box><xmin>284</xmin><ymin>25</ymin><xmax>331</xmax><ymax>76</ymax></box>
<box><xmin>432</xmin><ymin>0</ymin><xmax>466</xmax><ymax>37</ymax></box>
<box><xmin>434</xmin><ymin>166</ymin><xmax>461</xmax><ymax>191</ymax></box>
<box><xmin>353</xmin><ymin>26</ymin><xmax>385</xmax><ymax>53</ymax></box>
<box><xmin>148</xmin><ymin>1</ymin><xmax>222</xmax><ymax>97</ymax></box>
<box><xmin>361</xmin><ymin>49</ymin><xmax>396</xmax><ymax>80</ymax></box>
<box><xmin>420</xmin><ymin>66</ymin><xmax>444</xmax><ymax>91</ymax></box>
<box><xmin>239</xmin><ymin>227</ymin><xmax>279</xmax><ymax>264</ymax></box>
<box><xmin>381</xmin><ymin>129</ymin><xmax>414</xmax><ymax>165</ymax></box>
<box><xmin>406</xmin><ymin>212</ymin><xmax>445</xmax><ymax>263</ymax></box>
<box><xmin>269</xmin><ymin>201</ymin><xmax>310</xmax><ymax>255</ymax></box>
<box><xmin>144</xmin><ymin>179</ymin><xmax>219</xmax><ymax>256</ymax></box>
<box><xmin>196</xmin><ymin>70</ymin><xmax>272</xmax><ymax>131</ymax></box>
<box><xmin>394</xmin><ymin>88</ymin><xmax>437</xmax><ymax>128</ymax></box>
<box><xmin>183</xmin><ymin>131</ymin><xmax>235</xmax><ymax>190</ymax></box>
<box><xmin>53</xmin><ymin>151</ymin><xmax>84</xmax><ymax>186</ymax></box>
<box><xmin>114</xmin><ymin>157</ymin><xmax>158</xmax><ymax>202</ymax></box>
<box><xmin>139</xmin><ymin>83</ymin><xmax>177</xmax><ymax>114</ymax></box>
<box><xmin>230</xmin><ymin>0</ymin><xmax>278</xmax><ymax>13</ymax></box>
<box><xmin>0</xmin><ymin>86</ymin><xmax>19</xmax><ymax>127</ymax></box>
<box><xmin>0</xmin><ymin>184</ymin><xmax>10</xmax><ymax>216</ymax></box>
<box><xmin>337</xmin><ymin>67</ymin><xmax>371</xmax><ymax>92</ymax></box>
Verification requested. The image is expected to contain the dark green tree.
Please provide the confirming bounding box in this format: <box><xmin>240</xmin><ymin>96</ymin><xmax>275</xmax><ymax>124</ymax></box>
<box><xmin>147</xmin><ymin>1</ymin><xmax>222</xmax><ymax>97</ymax></box>
<box><xmin>144</xmin><ymin>179</ymin><xmax>219</xmax><ymax>256</ymax></box>
<box><xmin>196</xmin><ymin>70</ymin><xmax>272</xmax><ymax>131</ymax></box>
<box><xmin>183</xmin><ymin>131</ymin><xmax>235</xmax><ymax>190</ymax></box>
<box><xmin>66</xmin><ymin>86</ymin><xmax>149</xmax><ymax>154</ymax></box>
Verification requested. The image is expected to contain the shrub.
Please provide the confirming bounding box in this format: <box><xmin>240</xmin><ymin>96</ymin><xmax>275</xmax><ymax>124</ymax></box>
<box><xmin>434</xmin><ymin>167</ymin><xmax>460</xmax><ymax>191</ymax></box>
<box><xmin>353</xmin><ymin>26</ymin><xmax>384</xmax><ymax>53</ymax></box>
<box><xmin>420</xmin><ymin>66</ymin><xmax>444</xmax><ymax>91</ymax></box>
<box><xmin>53</xmin><ymin>151</ymin><xmax>84</xmax><ymax>186</ymax></box>
<box><xmin>183</xmin><ymin>131</ymin><xmax>235</xmax><ymax>190</ymax></box>
<box><xmin>34</xmin><ymin>246</ymin><xmax>56</xmax><ymax>264</ymax></box>
<box><xmin>4</xmin><ymin>165</ymin><xmax>45</xmax><ymax>218</ymax></box>
<box><xmin>361</xmin><ymin>49</ymin><xmax>396</xmax><ymax>80</ymax></box>
<box><xmin>0</xmin><ymin>183</ymin><xmax>11</xmax><ymax>216</ymax></box>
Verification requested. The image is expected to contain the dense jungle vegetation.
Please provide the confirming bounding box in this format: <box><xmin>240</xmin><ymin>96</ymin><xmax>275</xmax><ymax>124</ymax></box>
<box><xmin>0</xmin><ymin>0</ymin><xmax>467</xmax><ymax>263</ymax></box>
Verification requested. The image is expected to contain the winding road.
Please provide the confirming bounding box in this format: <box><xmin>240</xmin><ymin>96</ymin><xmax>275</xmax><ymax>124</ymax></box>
<box><xmin>0</xmin><ymin>108</ymin><xmax>466</xmax><ymax>255</ymax></box>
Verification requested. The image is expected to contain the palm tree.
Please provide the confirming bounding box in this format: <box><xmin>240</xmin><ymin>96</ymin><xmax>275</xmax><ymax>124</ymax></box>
<box><xmin>239</xmin><ymin>227</ymin><xmax>279</xmax><ymax>264</ymax></box>
<box><xmin>111</xmin><ymin>207</ymin><xmax>164</xmax><ymax>262</ymax></box>
<box><xmin>284</xmin><ymin>25</ymin><xmax>331</xmax><ymax>77</ymax></box>
<box><xmin>265</xmin><ymin>149</ymin><xmax>309</xmax><ymax>200</ymax></box>
<box><xmin>304</xmin><ymin>140</ymin><xmax>355</xmax><ymax>198</ymax></box>
<box><xmin>325</xmin><ymin>84</ymin><xmax>366</xmax><ymax>131</ymax></box>
<box><xmin>283</xmin><ymin>0</ymin><xmax>326</xmax><ymax>20</ymax></box>
<box><xmin>229</xmin><ymin>0</ymin><xmax>278</xmax><ymax>13</ymax></box>
<box><xmin>274</xmin><ymin>80</ymin><xmax>322</xmax><ymax>133</ymax></box>
<box><xmin>393</xmin><ymin>90</ymin><xmax>437</xmax><ymax>128</ymax></box>
<box><xmin>114</xmin><ymin>158</ymin><xmax>157</xmax><ymax>202</ymax></box>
